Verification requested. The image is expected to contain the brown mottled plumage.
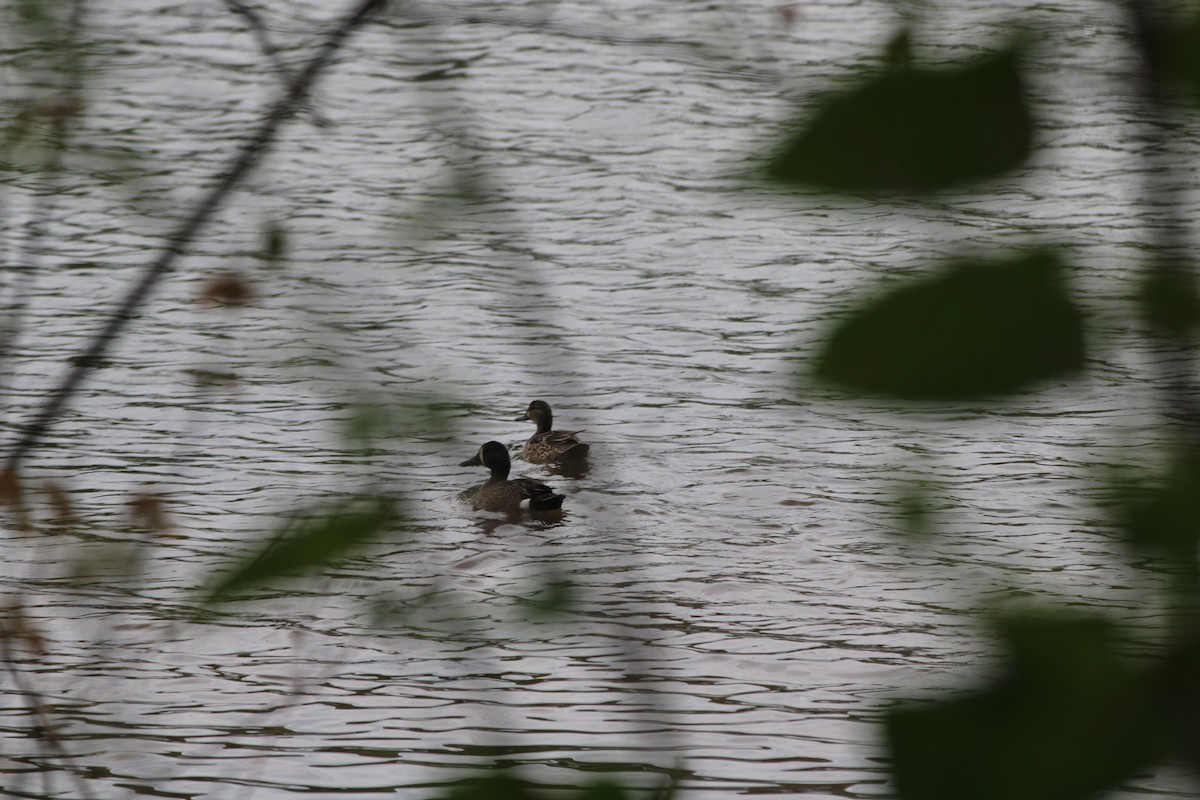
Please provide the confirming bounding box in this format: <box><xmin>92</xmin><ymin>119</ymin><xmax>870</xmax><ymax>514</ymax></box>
<box><xmin>460</xmin><ymin>441</ymin><xmax>565</xmax><ymax>512</ymax></box>
<box><xmin>516</xmin><ymin>400</ymin><xmax>589</xmax><ymax>463</ymax></box>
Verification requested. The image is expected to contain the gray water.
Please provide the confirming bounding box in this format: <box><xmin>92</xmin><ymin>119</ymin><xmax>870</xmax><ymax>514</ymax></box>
<box><xmin>0</xmin><ymin>0</ymin><xmax>1195</xmax><ymax>797</ymax></box>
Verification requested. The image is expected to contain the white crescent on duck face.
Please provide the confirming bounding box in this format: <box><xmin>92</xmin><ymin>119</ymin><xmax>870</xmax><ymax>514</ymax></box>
<box><xmin>461</xmin><ymin>440</ymin><xmax>565</xmax><ymax>512</ymax></box>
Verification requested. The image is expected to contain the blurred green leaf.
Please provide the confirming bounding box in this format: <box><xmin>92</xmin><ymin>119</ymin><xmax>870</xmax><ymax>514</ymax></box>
<box><xmin>1136</xmin><ymin>9</ymin><xmax>1200</xmax><ymax>105</ymax></box>
<box><xmin>813</xmin><ymin>250</ymin><xmax>1085</xmax><ymax>399</ymax></box>
<box><xmin>203</xmin><ymin>495</ymin><xmax>396</xmax><ymax>603</ymax></box>
<box><xmin>576</xmin><ymin>780</ymin><xmax>634</xmax><ymax>800</ymax></box>
<box><xmin>1126</xmin><ymin>5</ymin><xmax>1200</xmax><ymax>117</ymax></box>
<box><xmin>521</xmin><ymin>575</ymin><xmax>574</xmax><ymax>618</ymax></box>
<box><xmin>345</xmin><ymin>404</ymin><xmax>394</xmax><ymax>444</ymax></box>
<box><xmin>342</xmin><ymin>395</ymin><xmax>458</xmax><ymax>446</ymax></box>
<box><xmin>440</xmin><ymin>774</ymin><xmax>539</xmax><ymax>800</ymax></box>
<box><xmin>15</xmin><ymin>0</ymin><xmax>62</xmax><ymax>32</ymax></box>
<box><xmin>1177</xmin><ymin>16</ymin><xmax>1200</xmax><ymax>103</ymax></box>
<box><xmin>887</xmin><ymin>611</ymin><xmax>1163</xmax><ymax>800</ymax></box>
<box><xmin>1110</xmin><ymin>453</ymin><xmax>1200</xmax><ymax>563</ymax></box>
<box><xmin>891</xmin><ymin>483</ymin><xmax>935</xmax><ymax>538</ymax></box>
<box><xmin>883</xmin><ymin>28</ymin><xmax>912</xmax><ymax>69</ymax></box>
<box><xmin>262</xmin><ymin>221</ymin><xmax>288</xmax><ymax>268</ymax></box>
<box><xmin>9</xmin><ymin>0</ymin><xmax>89</xmax><ymax>87</ymax></box>
<box><xmin>1139</xmin><ymin>264</ymin><xmax>1200</xmax><ymax>338</ymax></box>
<box><xmin>766</xmin><ymin>46</ymin><xmax>1032</xmax><ymax>192</ymax></box>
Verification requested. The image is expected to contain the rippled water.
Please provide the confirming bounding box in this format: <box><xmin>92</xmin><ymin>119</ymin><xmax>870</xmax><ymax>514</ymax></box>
<box><xmin>1</xmin><ymin>0</ymin><xmax>1196</xmax><ymax>797</ymax></box>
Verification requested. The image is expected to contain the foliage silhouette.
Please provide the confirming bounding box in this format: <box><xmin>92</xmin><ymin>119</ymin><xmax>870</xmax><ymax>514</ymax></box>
<box><xmin>6</xmin><ymin>0</ymin><xmax>1200</xmax><ymax>799</ymax></box>
<box><xmin>775</xmin><ymin>3</ymin><xmax>1200</xmax><ymax>798</ymax></box>
<box><xmin>202</xmin><ymin>495</ymin><xmax>398</xmax><ymax>604</ymax></box>
<box><xmin>814</xmin><ymin>249</ymin><xmax>1085</xmax><ymax>399</ymax></box>
<box><xmin>0</xmin><ymin>2</ymin><xmax>680</xmax><ymax>797</ymax></box>
<box><xmin>887</xmin><ymin>612</ymin><xmax>1163</xmax><ymax>800</ymax></box>
<box><xmin>766</xmin><ymin>45</ymin><xmax>1032</xmax><ymax>193</ymax></box>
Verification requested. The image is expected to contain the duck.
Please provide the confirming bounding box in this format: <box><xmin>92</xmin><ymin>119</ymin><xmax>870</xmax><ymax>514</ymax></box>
<box><xmin>460</xmin><ymin>440</ymin><xmax>565</xmax><ymax>512</ymax></box>
<box><xmin>516</xmin><ymin>400</ymin><xmax>590</xmax><ymax>463</ymax></box>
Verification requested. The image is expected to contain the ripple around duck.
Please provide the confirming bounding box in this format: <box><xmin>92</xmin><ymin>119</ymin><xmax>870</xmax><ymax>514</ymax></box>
<box><xmin>0</xmin><ymin>0</ymin><xmax>1196</xmax><ymax>797</ymax></box>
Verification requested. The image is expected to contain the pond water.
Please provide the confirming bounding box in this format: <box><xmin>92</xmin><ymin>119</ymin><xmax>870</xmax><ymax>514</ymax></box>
<box><xmin>0</xmin><ymin>0</ymin><xmax>1196</xmax><ymax>797</ymax></box>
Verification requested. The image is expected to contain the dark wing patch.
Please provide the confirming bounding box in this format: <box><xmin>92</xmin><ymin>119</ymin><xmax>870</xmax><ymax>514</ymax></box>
<box><xmin>514</xmin><ymin>478</ymin><xmax>565</xmax><ymax>510</ymax></box>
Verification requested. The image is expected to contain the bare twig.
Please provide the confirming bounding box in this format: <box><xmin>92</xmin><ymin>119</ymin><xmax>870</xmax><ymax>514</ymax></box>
<box><xmin>0</xmin><ymin>610</ymin><xmax>97</xmax><ymax>800</ymax></box>
<box><xmin>3</xmin><ymin>0</ymin><xmax>388</xmax><ymax>473</ymax></box>
<box><xmin>220</xmin><ymin>0</ymin><xmax>333</xmax><ymax>127</ymax></box>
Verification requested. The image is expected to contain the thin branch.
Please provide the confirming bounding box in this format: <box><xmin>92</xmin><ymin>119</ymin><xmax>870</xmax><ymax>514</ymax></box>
<box><xmin>0</xmin><ymin>615</ymin><xmax>97</xmax><ymax>800</ymax></box>
<box><xmin>220</xmin><ymin>0</ymin><xmax>332</xmax><ymax>128</ymax></box>
<box><xmin>3</xmin><ymin>0</ymin><xmax>388</xmax><ymax>473</ymax></box>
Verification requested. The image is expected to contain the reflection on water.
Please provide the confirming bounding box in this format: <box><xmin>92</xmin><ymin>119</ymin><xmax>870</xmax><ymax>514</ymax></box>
<box><xmin>0</xmin><ymin>0</ymin><xmax>1194</xmax><ymax>798</ymax></box>
<box><xmin>543</xmin><ymin>455</ymin><xmax>591</xmax><ymax>481</ymax></box>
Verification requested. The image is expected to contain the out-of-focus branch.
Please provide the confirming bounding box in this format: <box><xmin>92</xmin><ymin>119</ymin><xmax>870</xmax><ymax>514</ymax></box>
<box><xmin>0</xmin><ymin>609</ymin><xmax>96</xmax><ymax>800</ymax></box>
<box><xmin>220</xmin><ymin>0</ymin><xmax>332</xmax><ymax>128</ymax></box>
<box><xmin>3</xmin><ymin>0</ymin><xmax>388</xmax><ymax>474</ymax></box>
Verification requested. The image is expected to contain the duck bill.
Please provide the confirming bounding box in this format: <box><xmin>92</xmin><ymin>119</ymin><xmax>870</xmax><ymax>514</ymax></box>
<box><xmin>514</xmin><ymin>412</ymin><xmax>529</xmax><ymax>421</ymax></box>
<box><xmin>459</xmin><ymin>453</ymin><xmax>482</xmax><ymax>467</ymax></box>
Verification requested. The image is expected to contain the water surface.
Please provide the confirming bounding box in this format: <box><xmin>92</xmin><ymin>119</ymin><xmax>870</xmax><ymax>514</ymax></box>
<box><xmin>0</xmin><ymin>1</ymin><xmax>1193</xmax><ymax>797</ymax></box>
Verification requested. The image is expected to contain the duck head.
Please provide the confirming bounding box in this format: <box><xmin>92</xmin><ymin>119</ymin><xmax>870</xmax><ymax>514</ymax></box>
<box><xmin>517</xmin><ymin>399</ymin><xmax>553</xmax><ymax>433</ymax></box>
<box><xmin>460</xmin><ymin>440</ymin><xmax>511</xmax><ymax>478</ymax></box>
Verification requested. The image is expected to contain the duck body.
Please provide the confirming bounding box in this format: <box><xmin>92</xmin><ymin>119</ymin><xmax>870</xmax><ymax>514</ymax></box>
<box><xmin>460</xmin><ymin>440</ymin><xmax>565</xmax><ymax>512</ymax></box>
<box><xmin>517</xmin><ymin>400</ymin><xmax>589</xmax><ymax>464</ymax></box>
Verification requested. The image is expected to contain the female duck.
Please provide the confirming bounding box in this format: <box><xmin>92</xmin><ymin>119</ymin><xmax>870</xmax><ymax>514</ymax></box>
<box><xmin>516</xmin><ymin>400</ymin><xmax>589</xmax><ymax>463</ymax></box>
<box><xmin>460</xmin><ymin>441</ymin><xmax>565</xmax><ymax>512</ymax></box>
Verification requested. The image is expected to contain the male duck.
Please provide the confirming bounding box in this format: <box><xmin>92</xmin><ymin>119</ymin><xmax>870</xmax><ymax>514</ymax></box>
<box><xmin>460</xmin><ymin>440</ymin><xmax>565</xmax><ymax>512</ymax></box>
<box><xmin>516</xmin><ymin>400</ymin><xmax>590</xmax><ymax>463</ymax></box>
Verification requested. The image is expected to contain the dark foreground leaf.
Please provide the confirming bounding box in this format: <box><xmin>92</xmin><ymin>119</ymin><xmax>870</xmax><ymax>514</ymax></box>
<box><xmin>520</xmin><ymin>574</ymin><xmax>575</xmax><ymax>619</ymax></box>
<box><xmin>1138</xmin><ymin>264</ymin><xmax>1200</xmax><ymax>338</ymax></box>
<box><xmin>766</xmin><ymin>46</ymin><xmax>1031</xmax><ymax>193</ymax></box>
<box><xmin>441</xmin><ymin>774</ymin><xmax>538</xmax><ymax>800</ymax></box>
<box><xmin>813</xmin><ymin>250</ymin><xmax>1085</xmax><ymax>399</ymax></box>
<box><xmin>1109</xmin><ymin>453</ymin><xmax>1200</xmax><ymax>563</ymax></box>
<box><xmin>203</xmin><ymin>495</ymin><xmax>396</xmax><ymax>603</ymax></box>
<box><xmin>1178</xmin><ymin>17</ymin><xmax>1200</xmax><ymax>106</ymax></box>
<box><xmin>1137</xmin><ymin>10</ymin><xmax>1200</xmax><ymax>109</ymax></box>
<box><xmin>887</xmin><ymin>612</ymin><xmax>1163</xmax><ymax>800</ymax></box>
